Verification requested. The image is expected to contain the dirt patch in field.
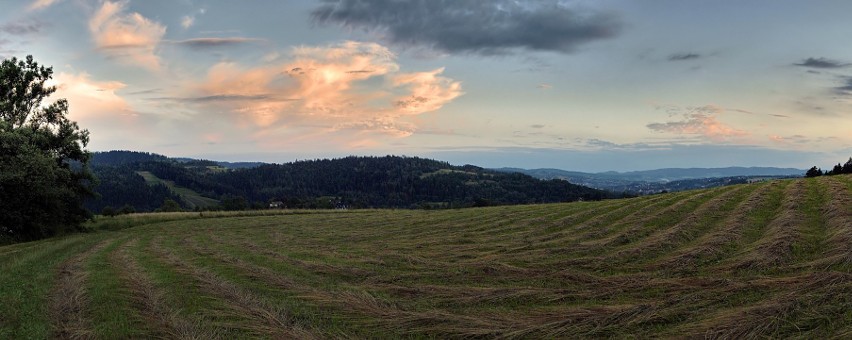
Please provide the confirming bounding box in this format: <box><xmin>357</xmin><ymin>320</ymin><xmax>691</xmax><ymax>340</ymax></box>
<box><xmin>651</xmin><ymin>182</ymin><xmax>777</xmax><ymax>270</ymax></box>
<box><xmin>724</xmin><ymin>181</ymin><xmax>806</xmax><ymax>270</ymax></box>
<box><xmin>48</xmin><ymin>239</ymin><xmax>111</xmax><ymax>339</ymax></box>
<box><xmin>111</xmin><ymin>239</ymin><xmax>219</xmax><ymax>339</ymax></box>
<box><xmin>809</xmin><ymin>178</ymin><xmax>852</xmax><ymax>267</ymax></box>
<box><xmin>610</xmin><ymin>185</ymin><xmax>748</xmax><ymax>262</ymax></box>
<box><xmin>150</xmin><ymin>238</ymin><xmax>321</xmax><ymax>339</ymax></box>
<box><xmin>677</xmin><ymin>272</ymin><xmax>852</xmax><ymax>338</ymax></box>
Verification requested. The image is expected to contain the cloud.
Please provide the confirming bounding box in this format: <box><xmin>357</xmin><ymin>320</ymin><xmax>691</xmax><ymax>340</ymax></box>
<box><xmin>179</xmin><ymin>41</ymin><xmax>462</xmax><ymax>140</ymax></box>
<box><xmin>89</xmin><ymin>1</ymin><xmax>166</xmax><ymax>70</ymax></box>
<box><xmin>530</xmin><ymin>124</ymin><xmax>545</xmax><ymax>129</ymax></box>
<box><xmin>794</xmin><ymin>57</ymin><xmax>849</xmax><ymax>69</ymax></box>
<box><xmin>171</xmin><ymin>37</ymin><xmax>264</xmax><ymax>49</ymax></box>
<box><xmin>0</xmin><ymin>20</ymin><xmax>46</xmax><ymax>35</ymax></box>
<box><xmin>392</xmin><ymin>68</ymin><xmax>462</xmax><ymax>114</ymax></box>
<box><xmin>836</xmin><ymin>77</ymin><xmax>852</xmax><ymax>95</ymax></box>
<box><xmin>181</xmin><ymin>15</ymin><xmax>194</xmax><ymax>29</ymax></box>
<box><xmin>537</xmin><ymin>83</ymin><xmax>552</xmax><ymax>90</ymax></box>
<box><xmin>312</xmin><ymin>0</ymin><xmax>621</xmax><ymax>55</ymax></box>
<box><xmin>647</xmin><ymin>105</ymin><xmax>748</xmax><ymax>140</ymax></box>
<box><xmin>52</xmin><ymin>72</ymin><xmax>131</xmax><ymax>119</ymax></box>
<box><xmin>28</xmin><ymin>0</ymin><xmax>61</xmax><ymax>11</ymax></box>
<box><xmin>668</xmin><ymin>53</ymin><xmax>700</xmax><ymax>61</ymax></box>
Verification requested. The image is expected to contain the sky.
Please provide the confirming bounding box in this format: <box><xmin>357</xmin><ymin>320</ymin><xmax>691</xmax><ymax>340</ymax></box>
<box><xmin>1</xmin><ymin>0</ymin><xmax>851</xmax><ymax>172</ymax></box>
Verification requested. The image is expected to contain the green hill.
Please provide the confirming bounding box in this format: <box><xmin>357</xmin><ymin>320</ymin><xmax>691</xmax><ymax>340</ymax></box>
<box><xmin>135</xmin><ymin>171</ymin><xmax>219</xmax><ymax>209</ymax></box>
<box><xmin>1</xmin><ymin>175</ymin><xmax>849</xmax><ymax>338</ymax></box>
<box><xmin>86</xmin><ymin>152</ymin><xmax>612</xmax><ymax>213</ymax></box>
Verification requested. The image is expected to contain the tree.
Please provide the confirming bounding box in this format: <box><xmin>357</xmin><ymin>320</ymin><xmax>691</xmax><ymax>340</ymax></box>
<box><xmin>805</xmin><ymin>166</ymin><xmax>823</xmax><ymax>178</ymax></box>
<box><xmin>843</xmin><ymin>157</ymin><xmax>852</xmax><ymax>174</ymax></box>
<box><xmin>158</xmin><ymin>199</ymin><xmax>183</xmax><ymax>212</ymax></box>
<box><xmin>0</xmin><ymin>55</ymin><xmax>94</xmax><ymax>242</ymax></box>
<box><xmin>101</xmin><ymin>206</ymin><xmax>117</xmax><ymax>217</ymax></box>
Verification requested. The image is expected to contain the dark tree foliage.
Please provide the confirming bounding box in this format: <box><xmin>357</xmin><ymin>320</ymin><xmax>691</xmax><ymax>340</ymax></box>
<box><xmin>807</xmin><ymin>157</ymin><xmax>852</xmax><ymax>177</ymax></box>
<box><xmin>89</xmin><ymin>150</ymin><xmax>168</xmax><ymax>166</ymax></box>
<box><xmin>84</xmin><ymin>164</ymin><xmax>183</xmax><ymax>213</ymax></box>
<box><xmin>86</xmin><ymin>152</ymin><xmax>614</xmax><ymax>211</ymax></box>
<box><xmin>158</xmin><ymin>198</ymin><xmax>183</xmax><ymax>212</ymax></box>
<box><xmin>171</xmin><ymin>155</ymin><xmax>611</xmax><ymax>208</ymax></box>
<box><xmin>0</xmin><ymin>56</ymin><xmax>94</xmax><ymax>242</ymax></box>
<box><xmin>806</xmin><ymin>166</ymin><xmax>823</xmax><ymax>178</ymax></box>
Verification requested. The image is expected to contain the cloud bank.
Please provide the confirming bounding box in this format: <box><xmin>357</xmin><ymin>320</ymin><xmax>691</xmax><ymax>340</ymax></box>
<box><xmin>312</xmin><ymin>0</ymin><xmax>621</xmax><ymax>55</ymax></box>
<box><xmin>157</xmin><ymin>41</ymin><xmax>462</xmax><ymax>148</ymax></box>
<box><xmin>89</xmin><ymin>1</ymin><xmax>166</xmax><ymax>70</ymax></box>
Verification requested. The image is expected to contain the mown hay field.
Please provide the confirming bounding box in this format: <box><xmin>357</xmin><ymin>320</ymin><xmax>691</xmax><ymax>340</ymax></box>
<box><xmin>1</xmin><ymin>175</ymin><xmax>850</xmax><ymax>338</ymax></box>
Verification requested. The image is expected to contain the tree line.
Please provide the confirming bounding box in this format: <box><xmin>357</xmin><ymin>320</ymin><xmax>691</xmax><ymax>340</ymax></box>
<box><xmin>805</xmin><ymin>157</ymin><xmax>852</xmax><ymax>177</ymax></box>
<box><xmin>86</xmin><ymin>153</ymin><xmax>615</xmax><ymax>213</ymax></box>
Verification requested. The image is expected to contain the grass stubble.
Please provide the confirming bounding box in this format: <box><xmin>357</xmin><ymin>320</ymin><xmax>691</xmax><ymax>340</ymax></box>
<box><xmin>1</xmin><ymin>175</ymin><xmax>850</xmax><ymax>338</ymax></box>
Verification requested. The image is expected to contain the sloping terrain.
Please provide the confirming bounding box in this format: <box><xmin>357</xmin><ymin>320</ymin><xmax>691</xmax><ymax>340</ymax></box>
<box><xmin>136</xmin><ymin>171</ymin><xmax>220</xmax><ymax>209</ymax></box>
<box><xmin>1</xmin><ymin>176</ymin><xmax>850</xmax><ymax>338</ymax></box>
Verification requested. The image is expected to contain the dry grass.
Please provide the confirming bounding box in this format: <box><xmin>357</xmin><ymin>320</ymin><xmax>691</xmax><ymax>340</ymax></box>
<box><xmin>7</xmin><ymin>175</ymin><xmax>852</xmax><ymax>338</ymax></box>
<box><xmin>48</xmin><ymin>239</ymin><xmax>111</xmax><ymax>339</ymax></box>
<box><xmin>110</xmin><ymin>239</ymin><xmax>219</xmax><ymax>339</ymax></box>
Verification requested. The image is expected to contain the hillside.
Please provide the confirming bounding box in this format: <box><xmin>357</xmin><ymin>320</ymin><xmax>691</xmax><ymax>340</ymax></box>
<box><xmin>2</xmin><ymin>175</ymin><xmax>849</xmax><ymax>338</ymax></box>
<box><xmin>86</xmin><ymin>152</ymin><xmax>611</xmax><ymax>213</ymax></box>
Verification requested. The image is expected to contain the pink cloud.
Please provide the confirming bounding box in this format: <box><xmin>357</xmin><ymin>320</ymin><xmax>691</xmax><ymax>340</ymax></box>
<box><xmin>647</xmin><ymin>105</ymin><xmax>748</xmax><ymax>141</ymax></box>
<box><xmin>49</xmin><ymin>71</ymin><xmax>151</xmax><ymax>150</ymax></box>
<box><xmin>89</xmin><ymin>1</ymin><xmax>166</xmax><ymax>70</ymax></box>
<box><xmin>184</xmin><ymin>41</ymin><xmax>463</xmax><ymax>143</ymax></box>
<box><xmin>29</xmin><ymin>0</ymin><xmax>61</xmax><ymax>11</ymax></box>
<box><xmin>52</xmin><ymin>72</ymin><xmax>131</xmax><ymax>120</ymax></box>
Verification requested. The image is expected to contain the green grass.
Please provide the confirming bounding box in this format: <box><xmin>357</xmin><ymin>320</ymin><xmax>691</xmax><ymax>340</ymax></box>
<box><xmin>1</xmin><ymin>175</ymin><xmax>850</xmax><ymax>338</ymax></box>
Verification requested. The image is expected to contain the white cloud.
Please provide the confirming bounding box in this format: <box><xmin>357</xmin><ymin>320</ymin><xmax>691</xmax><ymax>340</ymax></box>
<box><xmin>181</xmin><ymin>15</ymin><xmax>194</xmax><ymax>29</ymax></box>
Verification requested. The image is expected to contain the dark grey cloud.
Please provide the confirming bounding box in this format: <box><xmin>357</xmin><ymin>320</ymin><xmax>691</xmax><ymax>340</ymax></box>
<box><xmin>837</xmin><ymin>77</ymin><xmax>852</xmax><ymax>95</ymax></box>
<box><xmin>794</xmin><ymin>57</ymin><xmax>849</xmax><ymax>69</ymax></box>
<box><xmin>312</xmin><ymin>0</ymin><xmax>622</xmax><ymax>55</ymax></box>
<box><xmin>126</xmin><ymin>88</ymin><xmax>162</xmax><ymax>96</ymax></box>
<box><xmin>149</xmin><ymin>94</ymin><xmax>291</xmax><ymax>103</ymax></box>
<box><xmin>172</xmin><ymin>37</ymin><xmax>264</xmax><ymax>49</ymax></box>
<box><xmin>668</xmin><ymin>53</ymin><xmax>700</xmax><ymax>61</ymax></box>
<box><xmin>0</xmin><ymin>20</ymin><xmax>46</xmax><ymax>35</ymax></box>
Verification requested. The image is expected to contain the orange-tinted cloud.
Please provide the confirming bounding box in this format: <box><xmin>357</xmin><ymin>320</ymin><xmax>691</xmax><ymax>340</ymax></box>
<box><xmin>53</xmin><ymin>72</ymin><xmax>131</xmax><ymax>120</ymax></box>
<box><xmin>28</xmin><ymin>0</ymin><xmax>61</xmax><ymax>11</ymax></box>
<box><xmin>183</xmin><ymin>41</ymin><xmax>462</xmax><ymax>143</ymax></box>
<box><xmin>647</xmin><ymin>105</ymin><xmax>748</xmax><ymax>141</ymax></box>
<box><xmin>89</xmin><ymin>1</ymin><xmax>166</xmax><ymax>70</ymax></box>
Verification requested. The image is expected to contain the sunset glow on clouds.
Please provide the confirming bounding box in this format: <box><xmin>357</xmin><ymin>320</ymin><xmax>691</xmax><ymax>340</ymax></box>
<box><xmin>88</xmin><ymin>1</ymin><xmax>165</xmax><ymax>70</ymax></box>
<box><xmin>2</xmin><ymin>0</ymin><xmax>851</xmax><ymax>170</ymax></box>
<box><xmin>183</xmin><ymin>41</ymin><xmax>462</xmax><ymax>139</ymax></box>
<box><xmin>647</xmin><ymin>105</ymin><xmax>748</xmax><ymax>141</ymax></box>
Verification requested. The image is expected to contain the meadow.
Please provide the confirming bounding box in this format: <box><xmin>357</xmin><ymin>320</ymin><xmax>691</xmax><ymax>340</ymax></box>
<box><xmin>1</xmin><ymin>175</ymin><xmax>850</xmax><ymax>338</ymax></box>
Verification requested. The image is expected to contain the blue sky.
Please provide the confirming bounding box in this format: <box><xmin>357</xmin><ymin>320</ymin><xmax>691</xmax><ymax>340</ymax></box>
<box><xmin>2</xmin><ymin>0</ymin><xmax>851</xmax><ymax>171</ymax></box>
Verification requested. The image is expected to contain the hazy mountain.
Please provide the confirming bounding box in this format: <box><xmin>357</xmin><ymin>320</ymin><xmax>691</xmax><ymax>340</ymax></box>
<box><xmin>495</xmin><ymin>167</ymin><xmax>804</xmax><ymax>194</ymax></box>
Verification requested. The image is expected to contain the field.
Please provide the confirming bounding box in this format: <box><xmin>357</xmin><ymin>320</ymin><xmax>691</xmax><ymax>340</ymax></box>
<box><xmin>1</xmin><ymin>176</ymin><xmax>850</xmax><ymax>338</ymax></box>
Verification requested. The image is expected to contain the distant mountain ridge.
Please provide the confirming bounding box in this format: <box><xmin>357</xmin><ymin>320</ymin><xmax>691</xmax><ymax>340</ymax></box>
<box><xmin>499</xmin><ymin>167</ymin><xmax>804</xmax><ymax>182</ymax></box>
<box><xmin>496</xmin><ymin>166</ymin><xmax>804</xmax><ymax>194</ymax></box>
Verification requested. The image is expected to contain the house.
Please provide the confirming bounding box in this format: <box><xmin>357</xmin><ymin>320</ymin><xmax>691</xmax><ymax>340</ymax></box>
<box><xmin>268</xmin><ymin>201</ymin><xmax>284</xmax><ymax>209</ymax></box>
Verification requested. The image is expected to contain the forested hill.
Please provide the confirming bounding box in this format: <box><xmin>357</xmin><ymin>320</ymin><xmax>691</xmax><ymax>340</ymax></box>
<box><xmin>86</xmin><ymin>152</ymin><xmax>611</xmax><ymax>213</ymax></box>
